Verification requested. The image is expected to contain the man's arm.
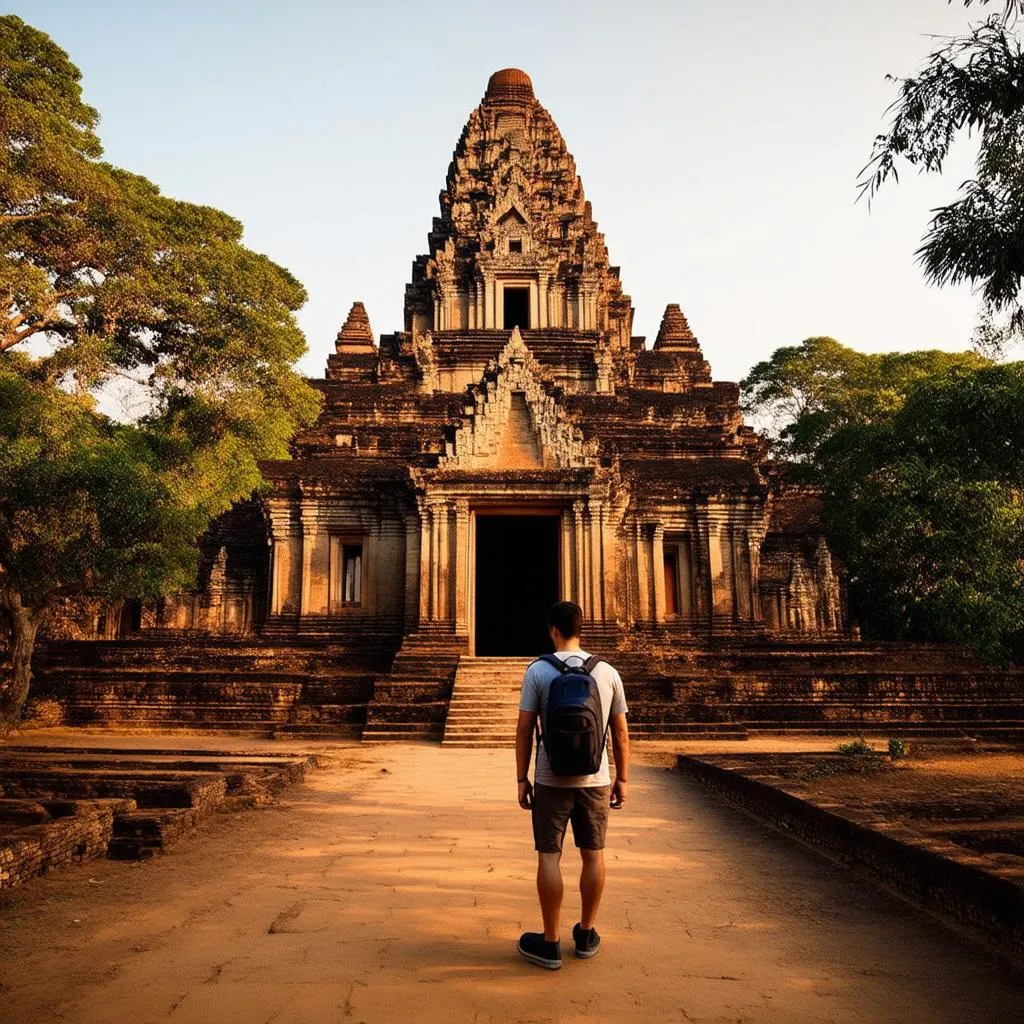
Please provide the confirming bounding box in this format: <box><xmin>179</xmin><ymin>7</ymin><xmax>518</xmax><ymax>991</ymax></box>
<box><xmin>515</xmin><ymin>710</ymin><xmax>537</xmax><ymax>809</ymax></box>
<box><xmin>609</xmin><ymin>712</ymin><xmax>630</xmax><ymax>808</ymax></box>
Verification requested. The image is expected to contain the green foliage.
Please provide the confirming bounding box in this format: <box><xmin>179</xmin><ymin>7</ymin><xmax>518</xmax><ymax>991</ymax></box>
<box><xmin>861</xmin><ymin>2</ymin><xmax>1024</xmax><ymax>350</ymax></box>
<box><xmin>740</xmin><ymin>337</ymin><xmax>988</xmax><ymax>460</ymax></box>
<box><xmin>743</xmin><ymin>333</ymin><xmax>1024</xmax><ymax>663</ymax></box>
<box><xmin>819</xmin><ymin>362</ymin><xmax>1024</xmax><ymax>662</ymax></box>
<box><xmin>0</xmin><ymin>357</ymin><xmax>201</xmax><ymax>608</ymax></box>
<box><xmin>0</xmin><ymin>17</ymin><xmax>322</xmax><ymax>722</ymax></box>
<box><xmin>888</xmin><ymin>738</ymin><xmax>907</xmax><ymax>760</ymax></box>
<box><xmin>836</xmin><ymin>738</ymin><xmax>875</xmax><ymax>756</ymax></box>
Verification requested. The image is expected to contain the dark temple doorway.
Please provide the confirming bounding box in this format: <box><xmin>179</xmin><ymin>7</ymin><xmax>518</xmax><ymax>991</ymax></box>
<box><xmin>503</xmin><ymin>287</ymin><xmax>530</xmax><ymax>330</ymax></box>
<box><xmin>475</xmin><ymin>514</ymin><xmax>559</xmax><ymax>656</ymax></box>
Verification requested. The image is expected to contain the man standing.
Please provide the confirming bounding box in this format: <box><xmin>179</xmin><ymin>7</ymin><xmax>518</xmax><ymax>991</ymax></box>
<box><xmin>514</xmin><ymin>600</ymin><xmax>630</xmax><ymax>970</ymax></box>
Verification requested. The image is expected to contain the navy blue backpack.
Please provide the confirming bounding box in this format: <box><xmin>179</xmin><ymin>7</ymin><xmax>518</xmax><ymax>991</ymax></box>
<box><xmin>536</xmin><ymin>653</ymin><xmax>605</xmax><ymax>776</ymax></box>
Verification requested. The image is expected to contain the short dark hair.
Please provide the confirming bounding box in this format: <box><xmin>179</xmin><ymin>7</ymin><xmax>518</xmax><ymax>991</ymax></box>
<box><xmin>546</xmin><ymin>600</ymin><xmax>582</xmax><ymax>639</ymax></box>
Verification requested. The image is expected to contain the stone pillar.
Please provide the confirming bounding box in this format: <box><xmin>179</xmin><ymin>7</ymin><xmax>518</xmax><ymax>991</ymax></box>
<box><xmin>538</xmin><ymin>276</ymin><xmax>549</xmax><ymax>329</ymax></box>
<box><xmin>418</xmin><ymin>502</ymin><xmax>432</xmax><ymax>622</ymax></box>
<box><xmin>404</xmin><ymin>513</ymin><xmax>420</xmax><ymax>628</ymax></box>
<box><xmin>734</xmin><ymin>529</ymin><xmax>753</xmax><ymax>622</ymax></box>
<box><xmin>299</xmin><ymin>508</ymin><xmax>329</xmax><ymax>617</ymax></box>
<box><xmin>485</xmin><ymin>275</ymin><xmax>496</xmax><ymax>329</ymax></box>
<box><xmin>529</xmin><ymin>278</ymin><xmax>539</xmax><ymax>330</ymax></box>
<box><xmin>590</xmin><ymin>505</ymin><xmax>604</xmax><ymax>621</ymax></box>
<box><xmin>679</xmin><ymin>535</ymin><xmax>696</xmax><ymax>619</ymax></box>
<box><xmin>560</xmin><ymin>508</ymin><xmax>573</xmax><ymax>601</ymax></box>
<box><xmin>573</xmin><ymin>502</ymin><xmax>585</xmax><ymax>610</ymax></box>
<box><xmin>634</xmin><ymin>521</ymin><xmax>650</xmax><ymax>624</ymax></box>
<box><xmin>599</xmin><ymin>504</ymin><xmax>615</xmax><ymax>621</ymax></box>
<box><xmin>652</xmin><ymin>523</ymin><xmax>666</xmax><ymax>624</ymax></box>
<box><xmin>364</xmin><ymin>519</ymin><xmax>380</xmax><ymax>615</ymax></box>
<box><xmin>709</xmin><ymin>521</ymin><xmax>735</xmax><ymax>621</ymax></box>
<box><xmin>454</xmin><ymin>500</ymin><xmax>469</xmax><ymax>633</ymax></box>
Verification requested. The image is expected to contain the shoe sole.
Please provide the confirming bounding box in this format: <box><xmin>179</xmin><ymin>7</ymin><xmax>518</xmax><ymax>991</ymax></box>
<box><xmin>516</xmin><ymin>940</ymin><xmax>562</xmax><ymax>970</ymax></box>
<box><xmin>575</xmin><ymin>943</ymin><xmax>600</xmax><ymax>959</ymax></box>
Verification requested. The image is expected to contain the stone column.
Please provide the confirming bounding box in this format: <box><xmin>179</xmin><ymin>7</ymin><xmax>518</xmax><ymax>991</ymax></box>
<box><xmin>529</xmin><ymin>278</ymin><xmax>539</xmax><ymax>330</ymax></box>
<box><xmin>538</xmin><ymin>275</ymin><xmax>549</xmax><ymax>329</ymax></box>
<box><xmin>364</xmin><ymin>518</ymin><xmax>380</xmax><ymax>615</ymax></box>
<box><xmin>599</xmin><ymin>504</ymin><xmax>615</xmax><ymax>622</ymax></box>
<box><xmin>440</xmin><ymin>502</ymin><xmax>453</xmax><ymax>622</ymax></box>
<box><xmin>418</xmin><ymin>501</ymin><xmax>432</xmax><ymax>622</ymax></box>
<box><xmin>590</xmin><ymin>505</ymin><xmax>604</xmax><ymax>621</ymax></box>
<box><xmin>560</xmin><ymin>508</ymin><xmax>573</xmax><ymax>601</ymax></box>
<box><xmin>708</xmin><ymin>520</ymin><xmax>735</xmax><ymax>622</ymax></box>
<box><xmin>299</xmin><ymin>507</ymin><xmax>329</xmax><ymax>617</ymax></box>
<box><xmin>573</xmin><ymin>502</ymin><xmax>585</xmax><ymax>610</ymax></box>
<box><xmin>679</xmin><ymin>535</ymin><xmax>696</xmax><ymax>619</ymax></box>
<box><xmin>404</xmin><ymin>513</ymin><xmax>420</xmax><ymax>628</ymax></box>
<box><xmin>485</xmin><ymin>275</ymin><xmax>496</xmax><ymax>329</ymax></box>
<box><xmin>652</xmin><ymin>523</ymin><xmax>666</xmax><ymax>624</ymax></box>
<box><xmin>454</xmin><ymin>500</ymin><xmax>469</xmax><ymax>634</ymax></box>
<box><xmin>634</xmin><ymin>521</ymin><xmax>650</xmax><ymax>624</ymax></box>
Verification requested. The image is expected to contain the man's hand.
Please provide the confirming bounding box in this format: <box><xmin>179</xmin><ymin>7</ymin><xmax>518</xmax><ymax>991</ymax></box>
<box><xmin>610</xmin><ymin>778</ymin><xmax>628</xmax><ymax>809</ymax></box>
<box><xmin>518</xmin><ymin>779</ymin><xmax>533</xmax><ymax>809</ymax></box>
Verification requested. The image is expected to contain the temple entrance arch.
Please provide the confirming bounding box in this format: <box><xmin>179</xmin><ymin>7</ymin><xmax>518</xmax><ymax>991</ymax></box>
<box><xmin>473</xmin><ymin>511</ymin><xmax>560</xmax><ymax>656</ymax></box>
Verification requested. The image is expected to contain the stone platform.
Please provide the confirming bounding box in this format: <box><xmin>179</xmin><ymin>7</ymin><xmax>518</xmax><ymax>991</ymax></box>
<box><xmin>0</xmin><ymin>745</ymin><xmax>318</xmax><ymax>891</ymax></box>
<box><xmin>24</xmin><ymin>636</ymin><xmax>1024</xmax><ymax>746</ymax></box>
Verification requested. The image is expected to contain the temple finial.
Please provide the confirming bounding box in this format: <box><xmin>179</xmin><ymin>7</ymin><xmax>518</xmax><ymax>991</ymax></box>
<box><xmin>335</xmin><ymin>301</ymin><xmax>375</xmax><ymax>353</ymax></box>
<box><xmin>653</xmin><ymin>303</ymin><xmax>698</xmax><ymax>351</ymax></box>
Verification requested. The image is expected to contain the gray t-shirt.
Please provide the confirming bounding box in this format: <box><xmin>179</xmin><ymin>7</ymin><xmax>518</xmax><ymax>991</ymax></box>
<box><xmin>519</xmin><ymin>650</ymin><xmax>628</xmax><ymax>788</ymax></box>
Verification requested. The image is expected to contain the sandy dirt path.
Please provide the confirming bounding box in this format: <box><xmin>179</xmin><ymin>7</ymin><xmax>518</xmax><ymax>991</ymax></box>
<box><xmin>1</xmin><ymin>742</ymin><xmax>1021</xmax><ymax>1023</ymax></box>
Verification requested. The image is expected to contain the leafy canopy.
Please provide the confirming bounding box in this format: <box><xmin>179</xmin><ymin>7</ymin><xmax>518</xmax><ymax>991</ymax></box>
<box><xmin>740</xmin><ymin>337</ymin><xmax>988</xmax><ymax>461</ymax></box>
<box><xmin>818</xmin><ymin>362</ymin><xmax>1024</xmax><ymax>662</ymax></box>
<box><xmin>743</xmin><ymin>337</ymin><xmax>1023</xmax><ymax>661</ymax></box>
<box><xmin>0</xmin><ymin>14</ymin><xmax>321</xmax><ymax>611</ymax></box>
<box><xmin>860</xmin><ymin>1</ymin><xmax>1024</xmax><ymax>350</ymax></box>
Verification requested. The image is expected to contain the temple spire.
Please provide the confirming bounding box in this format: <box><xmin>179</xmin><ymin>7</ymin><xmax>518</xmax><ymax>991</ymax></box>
<box><xmin>653</xmin><ymin>303</ymin><xmax>698</xmax><ymax>351</ymax></box>
<box><xmin>335</xmin><ymin>301</ymin><xmax>375</xmax><ymax>353</ymax></box>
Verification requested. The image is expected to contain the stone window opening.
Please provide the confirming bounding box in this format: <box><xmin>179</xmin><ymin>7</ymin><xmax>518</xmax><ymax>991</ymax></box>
<box><xmin>342</xmin><ymin>544</ymin><xmax>362</xmax><ymax>604</ymax></box>
<box><xmin>663</xmin><ymin>535</ymin><xmax>696</xmax><ymax>619</ymax></box>
<box><xmin>509</xmin><ymin>238</ymin><xmax>523</xmax><ymax>254</ymax></box>
<box><xmin>330</xmin><ymin>537</ymin><xmax>364</xmax><ymax>609</ymax></box>
<box><xmin>663</xmin><ymin>551</ymin><xmax>680</xmax><ymax>617</ymax></box>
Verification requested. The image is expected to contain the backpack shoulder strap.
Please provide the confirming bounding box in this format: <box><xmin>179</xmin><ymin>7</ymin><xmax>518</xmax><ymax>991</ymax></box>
<box><xmin>537</xmin><ymin>654</ymin><xmax>566</xmax><ymax>673</ymax></box>
<box><xmin>581</xmin><ymin>654</ymin><xmax>602</xmax><ymax>675</ymax></box>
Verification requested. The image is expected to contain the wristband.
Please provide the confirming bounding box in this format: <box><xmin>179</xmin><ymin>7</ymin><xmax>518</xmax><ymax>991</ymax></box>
<box><xmin>517</xmin><ymin>777</ymin><xmax>529</xmax><ymax>784</ymax></box>
<box><xmin>616</xmin><ymin>778</ymin><xmax>629</xmax><ymax>783</ymax></box>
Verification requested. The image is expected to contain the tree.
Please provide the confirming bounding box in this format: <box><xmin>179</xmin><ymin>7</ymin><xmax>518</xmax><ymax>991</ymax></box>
<box><xmin>740</xmin><ymin>337</ymin><xmax>988</xmax><ymax>461</ymax></box>
<box><xmin>0</xmin><ymin>17</ymin><xmax>321</xmax><ymax>729</ymax></box>
<box><xmin>818</xmin><ymin>362</ymin><xmax>1024</xmax><ymax>662</ymax></box>
<box><xmin>859</xmin><ymin>1</ymin><xmax>1024</xmax><ymax>352</ymax></box>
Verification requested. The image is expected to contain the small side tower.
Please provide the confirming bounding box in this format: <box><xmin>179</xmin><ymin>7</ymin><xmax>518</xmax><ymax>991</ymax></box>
<box><xmin>326</xmin><ymin>301</ymin><xmax>377</xmax><ymax>381</ymax></box>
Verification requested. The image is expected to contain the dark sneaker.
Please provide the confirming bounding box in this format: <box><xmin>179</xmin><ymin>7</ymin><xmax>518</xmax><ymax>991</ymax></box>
<box><xmin>572</xmin><ymin>923</ymin><xmax>601</xmax><ymax>959</ymax></box>
<box><xmin>516</xmin><ymin>931</ymin><xmax>562</xmax><ymax>970</ymax></box>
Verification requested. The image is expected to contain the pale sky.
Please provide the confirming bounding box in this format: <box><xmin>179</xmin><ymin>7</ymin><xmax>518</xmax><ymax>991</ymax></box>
<box><xmin>23</xmin><ymin>0</ymin><xmax>990</xmax><ymax>385</ymax></box>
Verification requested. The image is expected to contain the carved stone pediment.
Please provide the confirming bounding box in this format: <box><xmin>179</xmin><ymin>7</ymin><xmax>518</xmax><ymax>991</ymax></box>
<box><xmin>439</xmin><ymin>328</ymin><xmax>599</xmax><ymax>471</ymax></box>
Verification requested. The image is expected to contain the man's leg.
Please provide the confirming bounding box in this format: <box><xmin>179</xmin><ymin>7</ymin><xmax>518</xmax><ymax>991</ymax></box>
<box><xmin>579</xmin><ymin>848</ymin><xmax>606</xmax><ymax>929</ymax></box>
<box><xmin>536</xmin><ymin>851</ymin><xmax>563</xmax><ymax>941</ymax></box>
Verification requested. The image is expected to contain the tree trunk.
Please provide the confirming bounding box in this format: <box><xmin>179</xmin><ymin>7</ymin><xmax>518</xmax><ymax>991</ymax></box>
<box><xmin>0</xmin><ymin>585</ymin><xmax>44</xmax><ymax>734</ymax></box>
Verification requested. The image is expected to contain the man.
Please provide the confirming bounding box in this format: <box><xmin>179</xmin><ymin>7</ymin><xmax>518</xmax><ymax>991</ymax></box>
<box><xmin>514</xmin><ymin>600</ymin><xmax>630</xmax><ymax>970</ymax></box>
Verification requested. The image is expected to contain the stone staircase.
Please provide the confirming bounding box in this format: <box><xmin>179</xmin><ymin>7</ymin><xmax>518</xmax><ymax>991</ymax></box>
<box><xmin>441</xmin><ymin>657</ymin><xmax>533</xmax><ymax>747</ymax></box>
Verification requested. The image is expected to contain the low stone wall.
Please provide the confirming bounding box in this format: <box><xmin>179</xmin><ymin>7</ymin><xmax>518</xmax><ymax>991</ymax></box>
<box><xmin>677</xmin><ymin>754</ymin><xmax>1024</xmax><ymax>964</ymax></box>
<box><xmin>0</xmin><ymin>799</ymin><xmax>134</xmax><ymax>893</ymax></box>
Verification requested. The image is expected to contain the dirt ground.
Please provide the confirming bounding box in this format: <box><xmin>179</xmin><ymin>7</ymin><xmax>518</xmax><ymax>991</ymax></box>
<box><xmin>744</xmin><ymin>747</ymin><xmax>1024</xmax><ymax>881</ymax></box>
<box><xmin>1</xmin><ymin>737</ymin><xmax>1023</xmax><ymax>1023</ymax></box>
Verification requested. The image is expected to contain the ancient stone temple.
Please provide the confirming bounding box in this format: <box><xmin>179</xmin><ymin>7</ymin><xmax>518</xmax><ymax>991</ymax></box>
<box><xmin>254</xmin><ymin>69</ymin><xmax>842</xmax><ymax>654</ymax></box>
<box><xmin>51</xmin><ymin>69</ymin><xmax>1021</xmax><ymax>742</ymax></box>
